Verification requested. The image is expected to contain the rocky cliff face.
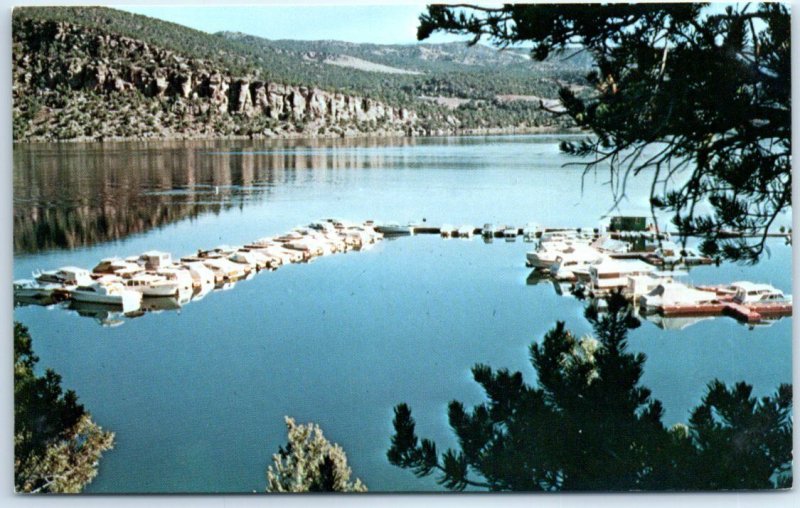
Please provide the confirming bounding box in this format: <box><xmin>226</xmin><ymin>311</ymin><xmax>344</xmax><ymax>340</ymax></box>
<box><xmin>13</xmin><ymin>19</ymin><xmax>428</xmax><ymax>141</ymax></box>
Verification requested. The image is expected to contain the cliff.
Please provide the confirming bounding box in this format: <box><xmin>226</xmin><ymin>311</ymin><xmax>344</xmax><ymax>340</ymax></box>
<box><xmin>13</xmin><ymin>18</ymin><xmax>433</xmax><ymax>142</ymax></box>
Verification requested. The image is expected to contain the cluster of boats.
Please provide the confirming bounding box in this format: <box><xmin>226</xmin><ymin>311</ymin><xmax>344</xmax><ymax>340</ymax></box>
<box><xmin>525</xmin><ymin>229</ymin><xmax>792</xmax><ymax>327</ymax></box>
<box><xmin>14</xmin><ymin>219</ymin><xmax>384</xmax><ymax>324</ymax></box>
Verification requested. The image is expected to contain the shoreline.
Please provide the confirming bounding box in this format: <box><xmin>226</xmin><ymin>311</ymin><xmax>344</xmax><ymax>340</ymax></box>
<box><xmin>12</xmin><ymin>125</ymin><xmax>584</xmax><ymax>145</ymax></box>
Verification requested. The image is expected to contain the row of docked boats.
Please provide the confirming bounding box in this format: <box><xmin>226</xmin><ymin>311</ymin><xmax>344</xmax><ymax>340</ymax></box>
<box><xmin>14</xmin><ymin>219</ymin><xmax>384</xmax><ymax>322</ymax></box>
<box><xmin>524</xmin><ymin>228</ymin><xmax>791</xmax><ymax>327</ymax></box>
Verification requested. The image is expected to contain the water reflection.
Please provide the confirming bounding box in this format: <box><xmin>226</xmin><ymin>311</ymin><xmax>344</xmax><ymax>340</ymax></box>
<box><xmin>14</xmin><ymin>279</ymin><xmax>237</xmax><ymax>327</ymax></box>
<box><xmin>14</xmin><ymin>137</ymin><xmax>434</xmax><ymax>253</ymax></box>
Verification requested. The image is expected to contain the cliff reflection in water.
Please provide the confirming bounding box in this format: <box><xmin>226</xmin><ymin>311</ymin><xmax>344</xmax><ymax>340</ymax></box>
<box><xmin>14</xmin><ymin>137</ymin><xmax>421</xmax><ymax>253</ymax></box>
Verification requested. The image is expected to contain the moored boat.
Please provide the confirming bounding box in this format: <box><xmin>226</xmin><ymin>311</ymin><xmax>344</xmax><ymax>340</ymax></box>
<box><xmin>70</xmin><ymin>281</ymin><xmax>142</xmax><ymax>312</ymax></box>
<box><xmin>121</xmin><ymin>273</ymin><xmax>180</xmax><ymax>297</ymax></box>
<box><xmin>34</xmin><ymin>266</ymin><xmax>93</xmax><ymax>286</ymax></box>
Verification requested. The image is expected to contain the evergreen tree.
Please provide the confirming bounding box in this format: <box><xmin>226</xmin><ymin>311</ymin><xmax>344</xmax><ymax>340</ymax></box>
<box><xmin>388</xmin><ymin>297</ymin><xmax>792</xmax><ymax>491</ymax></box>
<box><xmin>14</xmin><ymin>322</ymin><xmax>115</xmax><ymax>493</ymax></box>
<box><xmin>418</xmin><ymin>3</ymin><xmax>790</xmax><ymax>262</ymax></box>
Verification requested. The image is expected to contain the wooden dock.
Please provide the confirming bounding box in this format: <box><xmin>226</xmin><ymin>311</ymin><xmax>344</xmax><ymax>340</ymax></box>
<box><xmin>659</xmin><ymin>300</ymin><xmax>790</xmax><ymax>323</ymax></box>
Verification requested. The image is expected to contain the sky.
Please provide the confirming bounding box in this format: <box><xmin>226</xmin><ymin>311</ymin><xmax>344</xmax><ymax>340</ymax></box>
<box><xmin>120</xmin><ymin>3</ymin><xmax>470</xmax><ymax>45</ymax></box>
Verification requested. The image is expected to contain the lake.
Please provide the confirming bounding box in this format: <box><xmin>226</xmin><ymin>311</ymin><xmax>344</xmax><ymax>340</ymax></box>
<box><xmin>12</xmin><ymin>135</ymin><xmax>793</xmax><ymax>493</ymax></box>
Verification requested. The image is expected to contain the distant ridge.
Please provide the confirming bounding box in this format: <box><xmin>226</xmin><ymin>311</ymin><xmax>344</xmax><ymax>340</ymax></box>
<box><xmin>13</xmin><ymin>6</ymin><xmax>587</xmax><ymax>142</ymax></box>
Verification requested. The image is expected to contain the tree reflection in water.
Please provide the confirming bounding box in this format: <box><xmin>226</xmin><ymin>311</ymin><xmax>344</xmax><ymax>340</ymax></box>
<box><xmin>388</xmin><ymin>293</ymin><xmax>792</xmax><ymax>491</ymax></box>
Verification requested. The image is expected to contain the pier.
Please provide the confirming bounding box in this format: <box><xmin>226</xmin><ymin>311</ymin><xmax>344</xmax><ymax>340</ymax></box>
<box><xmin>13</xmin><ymin>219</ymin><xmax>791</xmax><ymax>328</ymax></box>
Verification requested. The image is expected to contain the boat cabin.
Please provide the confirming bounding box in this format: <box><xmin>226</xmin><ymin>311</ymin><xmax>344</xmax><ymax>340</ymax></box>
<box><xmin>138</xmin><ymin>251</ymin><xmax>173</xmax><ymax>270</ymax></box>
<box><xmin>731</xmin><ymin>282</ymin><xmax>790</xmax><ymax>304</ymax></box>
<box><xmin>589</xmin><ymin>259</ymin><xmax>655</xmax><ymax>294</ymax></box>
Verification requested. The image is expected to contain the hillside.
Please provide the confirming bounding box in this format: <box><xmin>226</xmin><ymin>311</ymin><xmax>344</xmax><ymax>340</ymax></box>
<box><xmin>12</xmin><ymin>6</ymin><xmax>590</xmax><ymax>142</ymax></box>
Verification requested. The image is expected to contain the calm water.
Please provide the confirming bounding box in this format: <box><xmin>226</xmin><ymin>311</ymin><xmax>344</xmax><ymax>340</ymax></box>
<box><xmin>13</xmin><ymin>136</ymin><xmax>793</xmax><ymax>493</ymax></box>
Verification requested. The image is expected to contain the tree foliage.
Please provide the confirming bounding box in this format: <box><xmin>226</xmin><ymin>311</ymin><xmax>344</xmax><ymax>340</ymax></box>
<box><xmin>266</xmin><ymin>416</ymin><xmax>367</xmax><ymax>493</ymax></box>
<box><xmin>14</xmin><ymin>322</ymin><xmax>115</xmax><ymax>493</ymax></box>
<box><xmin>387</xmin><ymin>296</ymin><xmax>792</xmax><ymax>491</ymax></box>
<box><xmin>418</xmin><ymin>3</ymin><xmax>791</xmax><ymax>262</ymax></box>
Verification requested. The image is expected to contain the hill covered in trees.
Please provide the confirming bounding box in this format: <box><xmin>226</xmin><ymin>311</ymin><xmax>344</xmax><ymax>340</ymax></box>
<box><xmin>13</xmin><ymin>6</ymin><xmax>589</xmax><ymax>142</ymax></box>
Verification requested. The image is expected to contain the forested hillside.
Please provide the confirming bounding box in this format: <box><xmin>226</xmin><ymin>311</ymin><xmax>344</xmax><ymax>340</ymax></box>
<box><xmin>13</xmin><ymin>6</ymin><xmax>589</xmax><ymax>142</ymax></box>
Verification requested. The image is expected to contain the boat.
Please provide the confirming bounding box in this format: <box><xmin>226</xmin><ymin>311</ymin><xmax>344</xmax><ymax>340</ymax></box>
<box><xmin>731</xmin><ymin>282</ymin><xmax>792</xmax><ymax>305</ymax></box>
<box><xmin>588</xmin><ymin>258</ymin><xmax>656</xmax><ymax>296</ymax></box>
<box><xmin>154</xmin><ymin>267</ymin><xmax>194</xmax><ymax>292</ymax></box>
<box><xmin>92</xmin><ymin>257</ymin><xmax>144</xmax><ymax>277</ymax></box>
<box><xmin>250</xmin><ymin>244</ymin><xmax>304</xmax><ymax>264</ymax></box>
<box><xmin>227</xmin><ymin>251</ymin><xmax>259</xmax><ymax>271</ymax></box>
<box><xmin>457</xmin><ymin>225</ymin><xmax>474</xmax><ymax>238</ymax></box>
<box><xmin>502</xmin><ymin>227</ymin><xmax>517</xmax><ymax>240</ymax></box>
<box><xmin>180</xmin><ymin>262</ymin><xmax>217</xmax><ymax>286</ymax></box>
<box><xmin>34</xmin><ymin>266</ymin><xmax>93</xmax><ymax>286</ymax></box>
<box><xmin>202</xmin><ymin>257</ymin><xmax>249</xmax><ymax>281</ymax></box>
<box><xmin>626</xmin><ymin>270</ymin><xmax>686</xmax><ymax>301</ymax></box>
<box><xmin>440</xmin><ymin>224</ymin><xmax>456</xmax><ymax>238</ymax></box>
<box><xmin>70</xmin><ymin>281</ymin><xmax>142</xmax><ymax>312</ymax></box>
<box><xmin>283</xmin><ymin>237</ymin><xmax>325</xmax><ymax>257</ymax></box>
<box><xmin>549</xmin><ymin>248</ymin><xmax>606</xmax><ymax>281</ymax></box>
<box><xmin>482</xmin><ymin>223</ymin><xmax>498</xmax><ymax>238</ymax></box>
<box><xmin>13</xmin><ymin>279</ymin><xmax>62</xmax><ymax>300</ymax></box>
<box><xmin>522</xmin><ymin>223</ymin><xmax>539</xmax><ymax>242</ymax></box>
<box><xmin>639</xmin><ymin>282</ymin><xmax>722</xmax><ymax>314</ymax></box>
<box><xmin>375</xmin><ymin>223</ymin><xmax>414</xmax><ymax>236</ymax></box>
<box><xmin>121</xmin><ymin>273</ymin><xmax>180</xmax><ymax>297</ymax></box>
<box><xmin>136</xmin><ymin>250</ymin><xmax>174</xmax><ymax>270</ymax></box>
<box><xmin>595</xmin><ymin>237</ymin><xmax>630</xmax><ymax>254</ymax></box>
<box><xmin>527</xmin><ymin>242</ymin><xmax>599</xmax><ymax>270</ymax></box>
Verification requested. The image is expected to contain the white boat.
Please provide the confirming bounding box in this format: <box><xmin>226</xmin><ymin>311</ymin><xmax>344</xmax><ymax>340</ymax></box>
<box><xmin>588</xmin><ymin>258</ymin><xmax>656</xmax><ymax>295</ymax></box>
<box><xmin>627</xmin><ymin>271</ymin><xmax>686</xmax><ymax>301</ymax></box>
<box><xmin>136</xmin><ymin>250</ymin><xmax>174</xmax><ymax>270</ymax></box>
<box><xmin>549</xmin><ymin>248</ymin><xmax>606</xmax><ymax>281</ymax></box>
<box><xmin>482</xmin><ymin>223</ymin><xmax>498</xmax><ymax>238</ymax></box>
<box><xmin>522</xmin><ymin>223</ymin><xmax>539</xmax><ymax>242</ymax></box>
<box><xmin>457</xmin><ymin>225</ymin><xmax>474</xmax><ymax>238</ymax></box>
<box><xmin>202</xmin><ymin>258</ymin><xmax>249</xmax><ymax>281</ymax></box>
<box><xmin>251</xmin><ymin>245</ymin><xmax>302</xmax><ymax>264</ymax></box>
<box><xmin>639</xmin><ymin>282</ymin><xmax>721</xmax><ymax>313</ymax></box>
<box><xmin>180</xmin><ymin>262</ymin><xmax>217</xmax><ymax>286</ymax></box>
<box><xmin>376</xmin><ymin>223</ymin><xmax>414</xmax><ymax>236</ymax></box>
<box><xmin>70</xmin><ymin>282</ymin><xmax>142</xmax><ymax>312</ymax></box>
<box><xmin>283</xmin><ymin>238</ymin><xmax>325</xmax><ymax>257</ymax></box>
<box><xmin>154</xmin><ymin>267</ymin><xmax>194</xmax><ymax>292</ymax></box>
<box><xmin>34</xmin><ymin>266</ymin><xmax>93</xmax><ymax>286</ymax></box>
<box><xmin>730</xmin><ymin>282</ymin><xmax>792</xmax><ymax>305</ymax></box>
<box><xmin>595</xmin><ymin>237</ymin><xmax>630</xmax><ymax>254</ymax></box>
<box><xmin>13</xmin><ymin>279</ymin><xmax>61</xmax><ymax>299</ymax></box>
<box><xmin>122</xmin><ymin>273</ymin><xmax>180</xmax><ymax>297</ymax></box>
<box><xmin>309</xmin><ymin>221</ymin><xmax>337</xmax><ymax>234</ymax></box>
<box><xmin>229</xmin><ymin>251</ymin><xmax>262</xmax><ymax>270</ymax></box>
<box><xmin>502</xmin><ymin>227</ymin><xmax>517</xmax><ymax>240</ymax></box>
<box><xmin>92</xmin><ymin>257</ymin><xmax>144</xmax><ymax>277</ymax></box>
<box><xmin>526</xmin><ymin>242</ymin><xmax>598</xmax><ymax>269</ymax></box>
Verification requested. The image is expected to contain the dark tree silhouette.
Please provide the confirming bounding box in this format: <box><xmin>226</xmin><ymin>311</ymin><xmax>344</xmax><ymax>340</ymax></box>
<box><xmin>14</xmin><ymin>322</ymin><xmax>114</xmax><ymax>493</ymax></box>
<box><xmin>418</xmin><ymin>3</ymin><xmax>791</xmax><ymax>262</ymax></box>
<box><xmin>387</xmin><ymin>296</ymin><xmax>792</xmax><ymax>491</ymax></box>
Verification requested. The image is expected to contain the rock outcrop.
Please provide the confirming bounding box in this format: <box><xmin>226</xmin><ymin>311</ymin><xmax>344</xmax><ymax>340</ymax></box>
<box><xmin>12</xmin><ymin>18</ymin><xmax>424</xmax><ymax>141</ymax></box>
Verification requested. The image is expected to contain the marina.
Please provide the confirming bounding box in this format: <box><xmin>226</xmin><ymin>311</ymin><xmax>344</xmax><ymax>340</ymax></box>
<box><xmin>12</xmin><ymin>135</ymin><xmax>792</xmax><ymax>493</ymax></box>
<box><xmin>14</xmin><ymin>218</ymin><xmax>792</xmax><ymax>327</ymax></box>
